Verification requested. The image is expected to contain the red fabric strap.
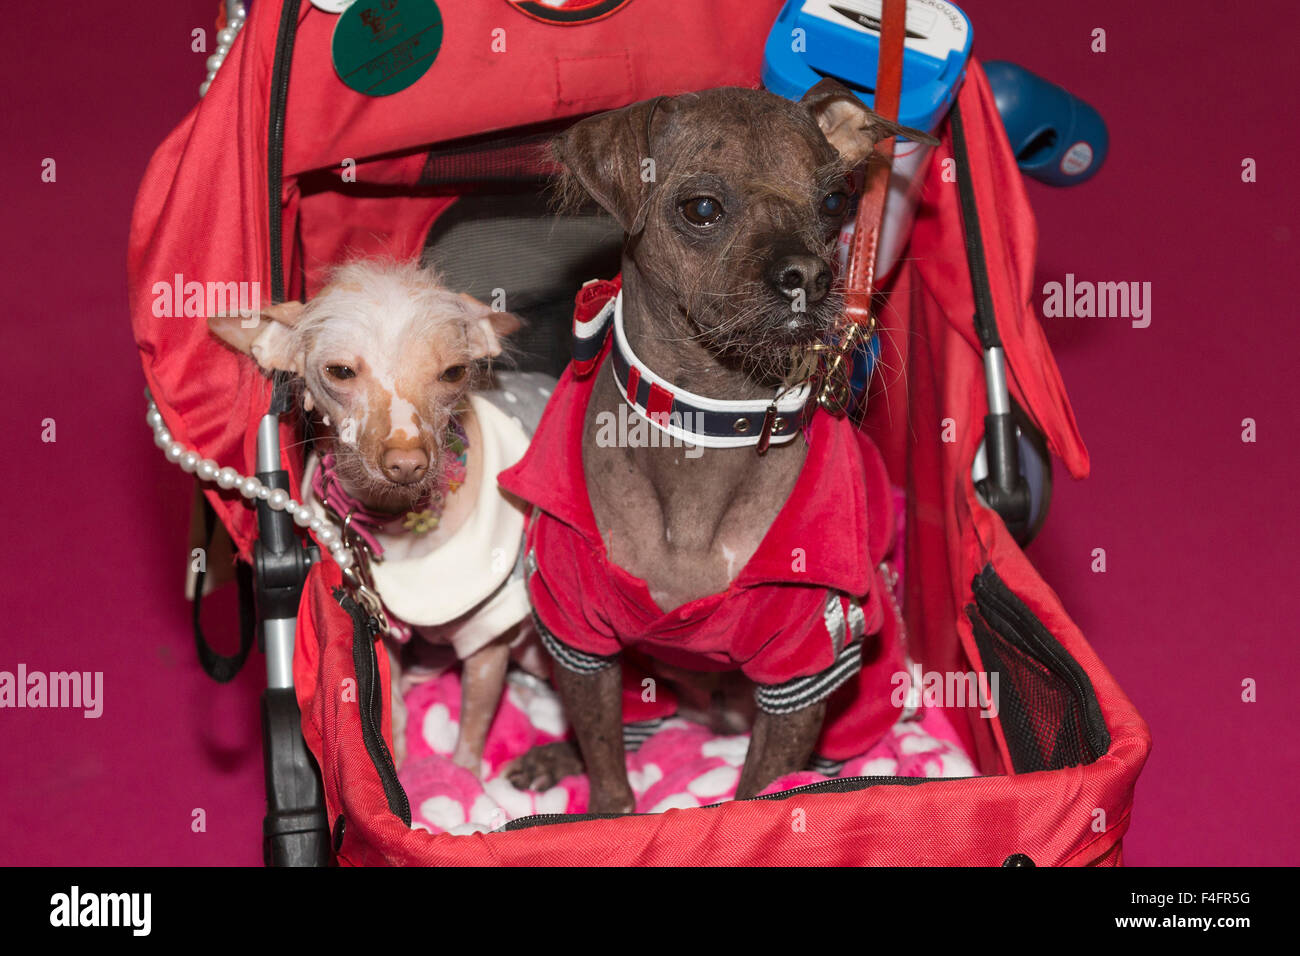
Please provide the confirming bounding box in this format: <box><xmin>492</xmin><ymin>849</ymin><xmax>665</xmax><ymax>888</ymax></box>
<box><xmin>841</xmin><ymin>0</ymin><xmax>906</xmax><ymax>330</ymax></box>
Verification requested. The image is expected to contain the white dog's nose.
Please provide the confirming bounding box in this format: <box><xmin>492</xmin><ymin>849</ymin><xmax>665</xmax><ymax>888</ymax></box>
<box><xmin>382</xmin><ymin>448</ymin><xmax>428</xmax><ymax>484</ymax></box>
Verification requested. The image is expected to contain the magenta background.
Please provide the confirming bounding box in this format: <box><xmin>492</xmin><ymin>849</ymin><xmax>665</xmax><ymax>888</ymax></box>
<box><xmin>1</xmin><ymin>0</ymin><xmax>1296</xmax><ymax>866</ymax></box>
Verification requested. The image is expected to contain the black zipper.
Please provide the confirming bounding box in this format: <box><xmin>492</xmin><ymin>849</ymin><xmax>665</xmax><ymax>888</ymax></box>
<box><xmin>336</xmin><ymin>588</ymin><xmax>412</xmax><ymax>826</ymax></box>
<box><xmin>267</xmin><ymin>0</ymin><xmax>300</xmax><ymax>306</ymax></box>
<box><xmin>503</xmin><ymin>775</ymin><xmax>943</xmax><ymax>831</ymax></box>
<box><xmin>264</xmin><ymin>3</ymin><xmax>303</xmax><ymax>417</ymax></box>
<box><xmin>746</xmin><ymin>773</ymin><xmax>941</xmax><ymax>799</ymax></box>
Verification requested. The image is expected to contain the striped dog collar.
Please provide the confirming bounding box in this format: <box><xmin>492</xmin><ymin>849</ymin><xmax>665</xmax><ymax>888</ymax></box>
<box><xmin>572</xmin><ymin>288</ymin><xmax>814</xmax><ymax>450</ymax></box>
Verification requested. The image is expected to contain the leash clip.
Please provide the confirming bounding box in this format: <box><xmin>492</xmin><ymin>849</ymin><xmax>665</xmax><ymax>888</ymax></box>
<box><xmin>340</xmin><ymin>562</ymin><xmax>390</xmax><ymax>637</ymax></box>
<box><xmin>817</xmin><ymin>320</ymin><xmax>871</xmax><ymax>416</ymax></box>
<box><xmin>327</xmin><ymin>505</ymin><xmax>391</xmax><ymax>636</ymax></box>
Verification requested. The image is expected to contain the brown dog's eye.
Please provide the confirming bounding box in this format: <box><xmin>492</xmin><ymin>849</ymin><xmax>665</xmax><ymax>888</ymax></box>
<box><xmin>325</xmin><ymin>365</ymin><xmax>356</xmax><ymax>381</ymax></box>
<box><xmin>680</xmin><ymin>196</ymin><xmax>724</xmax><ymax>226</ymax></box>
<box><xmin>440</xmin><ymin>365</ymin><xmax>468</xmax><ymax>383</ymax></box>
<box><xmin>820</xmin><ymin>191</ymin><xmax>849</xmax><ymax>218</ymax></box>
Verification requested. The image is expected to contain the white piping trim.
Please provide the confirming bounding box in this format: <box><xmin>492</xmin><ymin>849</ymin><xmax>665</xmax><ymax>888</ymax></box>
<box><xmin>574</xmin><ymin>296</ymin><xmax>616</xmax><ymax>341</ymax></box>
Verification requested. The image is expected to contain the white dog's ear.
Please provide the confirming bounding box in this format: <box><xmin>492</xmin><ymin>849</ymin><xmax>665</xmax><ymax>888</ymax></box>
<box><xmin>459</xmin><ymin>293</ymin><xmax>522</xmax><ymax>360</ymax></box>
<box><xmin>208</xmin><ymin>301</ymin><xmax>307</xmax><ymax>374</ymax></box>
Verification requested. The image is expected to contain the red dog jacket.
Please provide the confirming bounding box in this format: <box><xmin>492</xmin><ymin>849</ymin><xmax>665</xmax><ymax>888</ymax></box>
<box><xmin>497</xmin><ymin>281</ymin><xmax>904</xmax><ymax>759</ymax></box>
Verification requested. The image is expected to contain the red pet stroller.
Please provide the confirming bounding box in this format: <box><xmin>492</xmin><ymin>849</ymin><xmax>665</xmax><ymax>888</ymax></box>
<box><xmin>129</xmin><ymin>0</ymin><xmax>1150</xmax><ymax>865</ymax></box>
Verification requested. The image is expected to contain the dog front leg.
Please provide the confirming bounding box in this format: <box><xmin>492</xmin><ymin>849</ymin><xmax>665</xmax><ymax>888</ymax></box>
<box><xmin>735</xmin><ymin>700</ymin><xmax>827</xmax><ymax>799</ymax></box>
<box><xmin>453</xmin><ymin>632</ymin><xmax>513</xmax><ymax>775</ymax></box>
<box><xmin>553</xmin><ymin>661</ymin><xmax>635</xmax><ymax>814</ymax></box>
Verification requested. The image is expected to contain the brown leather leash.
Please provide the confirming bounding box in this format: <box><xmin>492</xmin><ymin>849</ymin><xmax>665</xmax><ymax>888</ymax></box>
<box><xmin>815</xmin><ymin>0</ymin><xmax>908</xmax><ymax>415</ymax></box>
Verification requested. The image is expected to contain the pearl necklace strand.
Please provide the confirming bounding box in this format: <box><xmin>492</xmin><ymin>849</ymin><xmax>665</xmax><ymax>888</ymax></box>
<box><xmin>144</xmin><ymin>389</ymin><xmax>355</xmax><ymax>572</ymax></box>
<box><xmin>199</xmin><ymin>3</ymin><xmax>248</xmax><ymax>98</ymax></box>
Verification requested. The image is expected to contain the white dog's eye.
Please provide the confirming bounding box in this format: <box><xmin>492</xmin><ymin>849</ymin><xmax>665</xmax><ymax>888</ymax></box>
<box><xmin>440</xmin><ymin>365</ymin><xmax>468</xmax><ymax>383</ymax></box>
<box><xmin>325</xmin><ymin>365</ymin><xmax>356</xmax><ymax>381</ymax></box>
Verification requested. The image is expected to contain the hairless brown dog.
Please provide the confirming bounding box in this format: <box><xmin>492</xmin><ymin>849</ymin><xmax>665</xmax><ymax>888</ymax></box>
<box><xmin>504</xmin><ymin>82</ymin><xmax>936</xmax><ymax>812</ymax></box>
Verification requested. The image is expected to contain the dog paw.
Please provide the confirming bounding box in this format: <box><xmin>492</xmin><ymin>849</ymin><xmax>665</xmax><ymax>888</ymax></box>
<box><xmin>451</xmin><ymin>746</ymin><xmax>484</xmax><ymax>778</ymax></box>
<box><xmin>504</xmin><ymin>741</ymin><xmax>585</xmax><ymax>791</ymax></box>
<box><xmin>587</xmin><ymin>788</ymin><xmax>636</xmax><ymax>815</ymax></box>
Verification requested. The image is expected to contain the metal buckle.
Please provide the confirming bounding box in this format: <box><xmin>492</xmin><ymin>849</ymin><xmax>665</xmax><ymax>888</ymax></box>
<box><xmin>329</xmin><ymin>508</ymin><xmax>390</xmax><ymax>635</ymax></box>
<box><xmin>340</xmin><ymin>562</ymin><xmax>390</xmax><ymax>635</ymax></box>
<box><xmin>816</xmin><ymin>319</ymin><xmax>873</xmax><ymax>416</ymax></box>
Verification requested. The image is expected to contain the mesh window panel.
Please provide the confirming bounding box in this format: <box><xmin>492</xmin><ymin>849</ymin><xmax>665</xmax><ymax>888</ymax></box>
<box><xmin>418</xmin><ymin>130</ymin><xmax>560</xmax><ymax>188</ymax></box>
<box><xmin>967</xmin><ymin>565</ymin><xmax>1110</xmax><ymax>773</ymax></box>
<box><xmin>424</xmin><ymin>191</ymin><xmax>623</xmax><ymax>378</ymax></box>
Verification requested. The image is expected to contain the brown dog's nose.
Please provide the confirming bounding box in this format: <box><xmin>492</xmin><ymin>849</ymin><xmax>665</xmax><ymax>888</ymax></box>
<box><xmin>767</xmin><ymin>253</ymin><xmax>831</xmax><ymax>304</ymax></box>
<box><xmin>381</xmin><ymin>448</ymin><xmax>429</xmax><ymax>484</ymax></box>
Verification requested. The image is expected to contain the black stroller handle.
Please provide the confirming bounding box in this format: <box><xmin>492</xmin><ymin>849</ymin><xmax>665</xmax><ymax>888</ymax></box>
<box><xmin>949</xmin><ymin>100</ymin><xmax>1034</xmax><ymax>541</ymax></box>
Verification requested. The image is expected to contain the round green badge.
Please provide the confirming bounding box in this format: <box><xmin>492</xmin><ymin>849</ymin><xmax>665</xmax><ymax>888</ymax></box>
<box><xmin>332</xmin><ymin>0</ymin><xmax>443</xmax><ymax>97</ymax></box>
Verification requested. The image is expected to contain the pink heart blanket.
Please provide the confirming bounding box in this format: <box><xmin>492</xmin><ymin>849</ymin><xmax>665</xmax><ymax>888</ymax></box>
<box><xmin>397</xmin><ymin>668</ymin><xmax>977</xmax><ymax>835</ymax></box>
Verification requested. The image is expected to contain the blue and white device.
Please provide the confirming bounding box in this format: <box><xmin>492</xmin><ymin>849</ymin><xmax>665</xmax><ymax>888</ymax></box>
<box><xmin>762</xmin><ymin>0</ymin><xmax>973</xmax><ymax>136</ymax></box>
<box><xmin>981</xmin><ymin>60</ymin><xmax>1109</xmax><ymax>185</ymax></box>
<box><xmin>763</xmin><ymin>1</ymin><xmax>972</xmax><ymax>282</ymax></box>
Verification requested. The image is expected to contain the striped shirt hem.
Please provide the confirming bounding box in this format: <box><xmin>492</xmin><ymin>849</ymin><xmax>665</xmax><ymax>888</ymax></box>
<box><xmin>754</xmin><ymin>638</ymin><xmax>864</xmax><ymax>715</ymax></box>
<box><xmin>534</xmin><ymin>612</ymin><xmax>617</xmax><ymax>674</ymax></box>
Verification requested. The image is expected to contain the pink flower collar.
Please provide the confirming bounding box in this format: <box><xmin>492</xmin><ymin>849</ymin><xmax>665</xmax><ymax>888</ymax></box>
<box><xmin>310</xmin><ymin>420</ymin><xmax>469</xmax><ymax>560</ymax></box>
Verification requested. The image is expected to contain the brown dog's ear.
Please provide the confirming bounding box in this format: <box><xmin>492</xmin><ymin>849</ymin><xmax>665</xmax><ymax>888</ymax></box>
<box><xmin>208</xmin><ymin>300</ymin><xmax>306</xmax><ymax>374</ymax></box>
<box><xmin>458</xmin><ymin>293</ymin><xmax>521</xmax><ymax>360</ymax></box>
<box><xmin>801</xmin><ymin>78</ymin><xmax>939</xmax><ymax>165</ymax></box>
<box><xmin>551</xmin><ymin>96</ymin><xmax>674</xmax><ymax>234</ymax></box>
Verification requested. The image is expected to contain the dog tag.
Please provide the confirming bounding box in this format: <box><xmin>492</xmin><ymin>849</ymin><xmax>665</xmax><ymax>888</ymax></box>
<box><xmin>756</xmin><ymin>403</ymin><xmax>778</xmax><ymax>456</ymax></box>
<box><xmin>332</xmin><ymin>0</ymin><xmax>443</xmax><ymax>97</ymax></box>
